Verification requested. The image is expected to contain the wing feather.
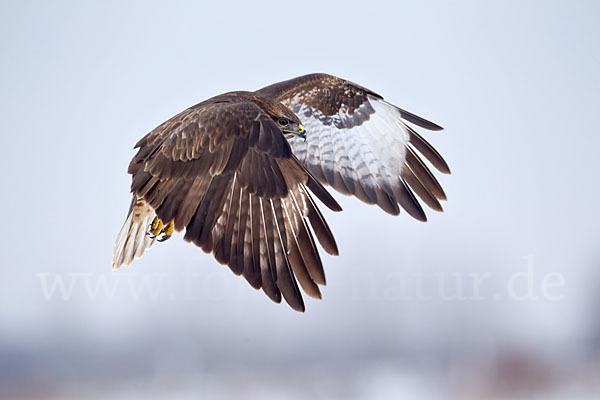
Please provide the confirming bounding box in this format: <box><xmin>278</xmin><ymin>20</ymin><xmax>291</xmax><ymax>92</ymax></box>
<box><xmin>122</xmin><ymin>95</ymin><xmax>341</xmax><ymax>311</ymax></box>
<box><xmin>404</xmin><ymin>146</ymin><xmax>447</xmax><ymax>201</ymax></box>
<box><xmin>288</xmin><ymin>189</ymin><xmax>326</xmax><ymax>285</ymax></box>
<box><xmin>401</xmin><ymin>164</ymin><xmax>443</xmax><ymax>212</ymax></box>
<box><xmin>298</xmin><ymin>186</ymin><xmax>339</xmax><ymax>256</ymax></box>
<box><xmin>266</xmin><ymin>198</ymin><xmax>304</xmax><ymax>311</ymax></box>
<box><xmin>405</xmin><ymin>123</ymin><xmax>451</xmax><ymax>174</ymax></box>
<box><xmin>255</xmin><ymin>195</ymin><xmax>280</xmax><ymax>303</ymax></box>
<box><xmin>280</xmin><ymin>198</ymin><xmax>322</xmax><ymax>299</ymax></box>
<box><xmin>258</xmin><ymin>73</ymin><xmax>450</xmax><ymax>220</ymax></box>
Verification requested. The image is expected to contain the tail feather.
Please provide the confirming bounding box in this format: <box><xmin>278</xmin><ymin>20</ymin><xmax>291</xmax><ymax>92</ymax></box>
<box><xmin>112</xmin><ymin>198</ymin><xmax>157</xmax><ymax>270</ymax></box>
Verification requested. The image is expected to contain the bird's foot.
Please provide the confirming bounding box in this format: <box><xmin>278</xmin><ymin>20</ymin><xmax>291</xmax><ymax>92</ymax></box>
<box><xmin>148</xmin><ymin>217</ymin><xmax>174</xmax><ymax>242</ymax></box>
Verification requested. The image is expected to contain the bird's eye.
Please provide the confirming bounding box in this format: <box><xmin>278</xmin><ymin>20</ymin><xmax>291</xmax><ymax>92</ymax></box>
<box><xmin>277</xmin><ymin>118</ymin><xmax>289</xmax><ymax>126</ymax></box>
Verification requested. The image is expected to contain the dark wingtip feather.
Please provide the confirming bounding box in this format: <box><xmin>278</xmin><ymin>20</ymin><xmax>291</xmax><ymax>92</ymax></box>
<box><xmin>376</xmin><ymin>188</ymin><xmax>401</xmax><ymax>216</ymax></box>
<box><xmin>306</xmin><ymin>174</ymin><xmax>342</xmax><ymax>212</ymax></box>
<box><xmin>304</xmin><ymin>193</ymin><xmax>339</xmax><ymax>256</ymax></box>
<box><xmin>396</xmin><ymin>106</ymin><xmax>444</xmax><ymax>131</ymax></box>
<box><xmin>405</xmin><ymin>147</ymin><xmax>448</xmax><ymax>201</ymax></box>
<box><xmin>292</xmin><ymin>304</ymin><xmax>306</xmax><ymax>312</ymax></box>
<box><xmin>401</xmin><ymin>165</ymin><xmax>444</xmax><ymax>212</ymax></box>
<box><xmin>395</xmin><ymin>179</ymin><xmax>428</xmax><ymax>222</ymax></box>
<box><xmin>406</xmin><ymin>126</ymin><xmax>451</xmax><ymax>175</ymax></box>
<box><xmin>285</xmin><ymin>295</ymin><xmax>306</xmax><ymax>312</ymax></box>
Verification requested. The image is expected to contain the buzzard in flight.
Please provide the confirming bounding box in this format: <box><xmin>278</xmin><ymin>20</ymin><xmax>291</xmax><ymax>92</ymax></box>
<box><xmin>112</xmin><ymin>73</ymin><xmax>450</xmax><ymax>311</ymax></box>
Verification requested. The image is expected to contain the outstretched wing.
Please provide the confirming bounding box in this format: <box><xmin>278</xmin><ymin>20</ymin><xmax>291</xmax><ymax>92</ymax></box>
<box><xmin>257</xmin><ymin>74</ymin><xmax>450</xmax><ymax>220</ymax></box>
<box><xmin>125</xmin><ymin>95</ymin><xmax>341</xmax><ymax>311</ymax></box>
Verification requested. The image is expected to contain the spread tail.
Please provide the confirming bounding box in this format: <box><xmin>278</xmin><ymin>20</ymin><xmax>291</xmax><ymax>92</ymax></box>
<box><xmin>112</xmin><ymin>197</ymin><xmax>157</xmax><ymax>270</ymax></box>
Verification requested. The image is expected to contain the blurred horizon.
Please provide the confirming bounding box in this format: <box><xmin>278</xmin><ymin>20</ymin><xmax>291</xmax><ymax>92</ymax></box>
<box><xmin>1</xmin><ymin>0</ymin><xmax>599</xmax><ymax>398</ymax></box>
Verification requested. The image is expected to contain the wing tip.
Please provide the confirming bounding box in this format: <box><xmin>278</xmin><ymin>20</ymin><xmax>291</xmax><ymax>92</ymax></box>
<box><xmin>398</xmin><ymin>107</ymin><xmax>444</xmax><ymax>131</ymax></box>
<box><xmin>325</xmin><ymin>245</ymin><xmax>340</xmax><ymax>257</ymax></box>
<box><xmin>410</xmin><ymin>210</ymin><xmax>428</xmax><ymax>222</ymax></box>
<box><xmin>306</xmin><ymin>175</ymin><xmax>343</xmax><ymax>212</ymax></box>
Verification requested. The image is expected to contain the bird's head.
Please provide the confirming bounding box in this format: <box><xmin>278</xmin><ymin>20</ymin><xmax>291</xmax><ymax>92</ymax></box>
<box><xmin>252</xmin><ymin>96</ymin><xmax>306</xmax><ymax>140</ymax></box>
<box><xmin>276</xmin><ymin>116</ymin><xmax>305</xmax><ymax>140</ymax></box>
<box><xmin>269</xmin><ymin>103</ymin><xmax>306</xmax><ymax>140</ymax></box>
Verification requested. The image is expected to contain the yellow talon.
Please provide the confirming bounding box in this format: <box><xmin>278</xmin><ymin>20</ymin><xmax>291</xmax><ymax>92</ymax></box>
<box><xmin>150</xmin><ymin>216</ymin><xmax>159</xmax><ymax>231</ymax></box>
<box><xmin>158</xmin><ymin>221</ymin><xmax>174</xmax><ymax>242</ymax></box>
<box><xmin>148</xmin><ymin>216</ymin><xmax>164</xmax><ymax>238</ymax></box>
<box><xmin>148</xmin><ymin>217</ymin><xmax>174</xmax><ymax>242</ymax></box>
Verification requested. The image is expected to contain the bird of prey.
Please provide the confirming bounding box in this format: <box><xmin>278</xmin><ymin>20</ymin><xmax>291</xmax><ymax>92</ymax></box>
<box><xmin>112</xmin><ymin>73</ymin><xmax>450</xmax><ymax>311</ymax></box>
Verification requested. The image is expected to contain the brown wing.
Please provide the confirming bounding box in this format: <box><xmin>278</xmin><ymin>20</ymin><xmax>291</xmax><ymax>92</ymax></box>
<box><xmin>257</xmin><ymin>73</ymin><xmax>450</xmax><ymax>221</ymax></box>
<box><xmin>127</xmin><ymin>95</ymin><xmax>341</xmax><ymax>311</ymax></box>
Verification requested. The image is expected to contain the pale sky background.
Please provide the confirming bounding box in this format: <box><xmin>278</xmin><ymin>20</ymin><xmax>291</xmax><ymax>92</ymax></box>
<box><xmin>1</xmin><ymin>1</ymin><xmax>599</xmax><ymax>399</ymax></box>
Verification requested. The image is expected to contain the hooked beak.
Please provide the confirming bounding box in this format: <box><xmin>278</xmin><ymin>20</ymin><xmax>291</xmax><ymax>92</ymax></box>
<box><xmin>297</xmin><ymin>124</ymin><xmax>306</xmax><ymax>141</ymax></box>
<box><xmin>283</xmin><ymin>124</ymin><xmax>307</xmax><ymax>141</ymax></box>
